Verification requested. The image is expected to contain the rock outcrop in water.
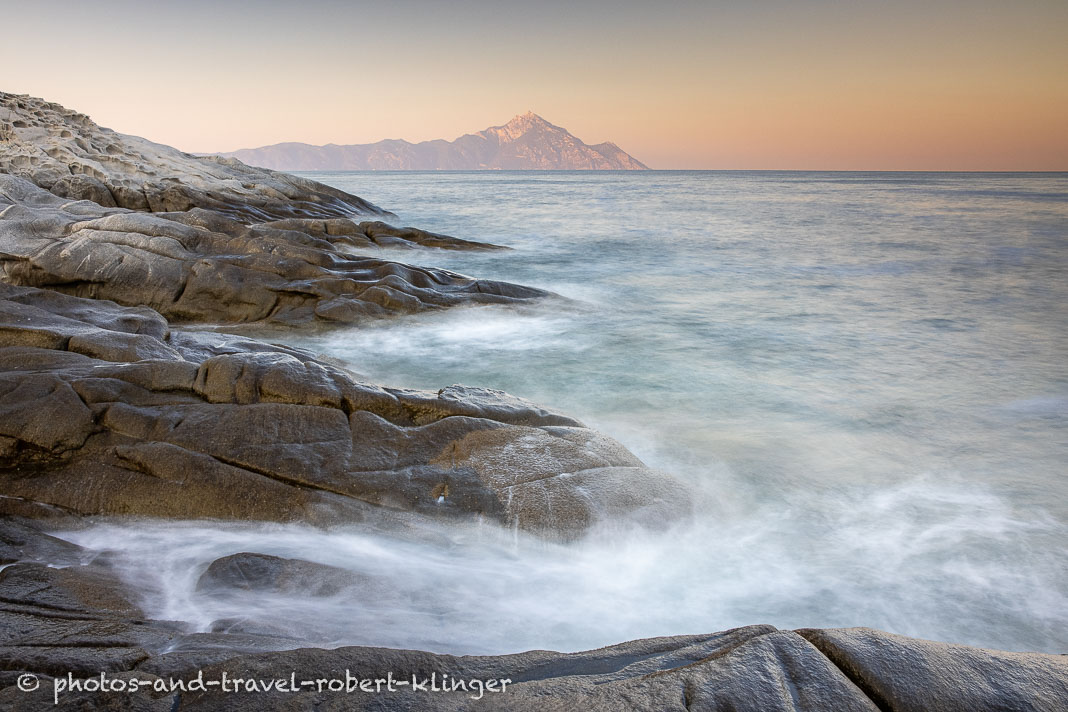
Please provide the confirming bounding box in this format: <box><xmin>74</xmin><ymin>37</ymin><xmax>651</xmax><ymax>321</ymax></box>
<box><xmin>1</xmin><ymin>91</ymin><xmax>1065</xmax><ymax>711</ymax></box>
<box><xmin>0</xmin><ymin>283</ymin><xmax>687</xmax><ymax>535</ymax></box>
<box><xmin>0</xmin><ymin>175</ymin><xmax>535</xmax><ymax>326</ymax></box>
<box><xmin>221</xmin><ymin>112</ymin><xmax>650</xmax><ymax>171</ymax></box>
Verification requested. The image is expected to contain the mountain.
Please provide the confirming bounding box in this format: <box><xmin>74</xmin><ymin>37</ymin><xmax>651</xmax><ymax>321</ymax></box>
<box><xmin>219</xmin><ymin>112</ymin><xmax>649</xmax><ymax>170</ymax></box>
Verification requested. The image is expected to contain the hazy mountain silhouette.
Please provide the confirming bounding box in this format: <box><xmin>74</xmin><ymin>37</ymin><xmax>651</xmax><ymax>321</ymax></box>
<box><xmin>220</xmin><ymin>112</ymin><xmax>648</xmax><ymax>170</ymax></box>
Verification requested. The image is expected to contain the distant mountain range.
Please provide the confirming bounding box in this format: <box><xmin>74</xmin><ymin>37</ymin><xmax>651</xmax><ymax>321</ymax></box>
<box><xmin>219</xmin><ymin>112</ymin><xmax>649</xmax><ymax>171</ymax></box>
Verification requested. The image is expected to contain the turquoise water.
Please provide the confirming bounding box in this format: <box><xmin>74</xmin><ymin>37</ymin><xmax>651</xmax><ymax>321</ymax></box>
<box><xmin>298</xmin><ymin>171</ymin><xmax>1068</xmax><ymax>510</ymax></box>
<box><xmin>302</xmin><ymin>171</ymin><xmax>1068</xmax><ymax>646</ymax></box>
<box><xmin>68</xmin><ymin>172</ymin><xmax>1068</xmax><ymax>655</ymax></box>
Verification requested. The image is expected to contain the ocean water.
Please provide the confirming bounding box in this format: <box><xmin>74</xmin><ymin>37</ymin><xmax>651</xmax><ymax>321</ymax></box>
<box><xmin>64</xmin><ymin>171</ymin><xmax>1068</xmax><ymax>655</ymax></box>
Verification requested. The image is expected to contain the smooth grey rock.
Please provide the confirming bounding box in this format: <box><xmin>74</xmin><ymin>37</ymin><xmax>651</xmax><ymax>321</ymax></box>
<box><xmin>799</xmin><ymin>626</ymin><xmax>1068</xmax><ymax>712</ymax></box>
<box><xmin>0</xmin><ymin>175</ymin><xmax>547</xmax><ymax>326</ymax></box>
<box><xmin>0</xmin><ymin>518</ymin><xmax>86</xmax><ymax>566</ymax></box>
<box><xmin>0</xmin><ymin>561</ymin><xmax>142</xmax><ymax>618</ymax></box>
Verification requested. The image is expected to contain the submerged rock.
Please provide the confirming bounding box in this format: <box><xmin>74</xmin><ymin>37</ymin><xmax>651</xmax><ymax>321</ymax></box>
<box><xmin>196</xmin><ymin>553</ymin><xmax>361</xmax><ymax>596</ymax></box>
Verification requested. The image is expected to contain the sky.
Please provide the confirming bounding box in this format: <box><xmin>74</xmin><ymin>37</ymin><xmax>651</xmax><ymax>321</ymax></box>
<box><xmin>2</xmin><ymin>0</ymin><xmax>1066</xmax><ymax>170</ymax></box>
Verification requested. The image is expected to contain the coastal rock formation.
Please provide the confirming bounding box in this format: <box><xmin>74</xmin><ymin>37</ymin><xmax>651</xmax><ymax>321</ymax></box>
<box><xmin>0</xmin><ymin>92</ymin><xmax>392</xmax><ymax>223</ymax></box>
<box><xmin>0</xmin><ymin>175</ymin><xmax>537</xmax><ymax>326</ymax></box>
<box><xmin>2</xmin><ymin>90</ymin><xmax>1065</xmax><ymax>711</ymax></box>
<box><xmin>0</xmin><ymin>284</ymin><xmax>689</xmax><ymax>536</ymax></box>
<box><xmin>223</xmin><ymin>112</ymin><xmax>650</xmax><ymax>171</ymax></box>
<box><xmin>1</xmin><ymin>521</ymin><xmax>1065</xmax><ymax>711</ymax></box>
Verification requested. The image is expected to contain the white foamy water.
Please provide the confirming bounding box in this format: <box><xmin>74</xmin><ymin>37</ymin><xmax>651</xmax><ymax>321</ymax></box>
<box><xmin>61</xmin><ymin>473</ymin><xmax>1064</xmax><ymax>655</ymax></box>
<box><xmin>63</xmin><ymin>171</ymin><xmax>1068</xmax><ymax>655</ymax></box>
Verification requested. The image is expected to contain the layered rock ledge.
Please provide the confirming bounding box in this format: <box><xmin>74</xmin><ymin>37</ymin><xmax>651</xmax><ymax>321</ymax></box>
<box><xmin>0</xmin><ymin>283</ymin><xmax>688</xmax><ymax>536</ymax></box>
<box><xmin>0</xmin><ymin>175</ymin><xmax>536</xmax><ymax>327</ymax></box>
<box><xmin>0</xmin><ymin>92</ymin><xmax>391</xmax><ymax>223</ymax></box>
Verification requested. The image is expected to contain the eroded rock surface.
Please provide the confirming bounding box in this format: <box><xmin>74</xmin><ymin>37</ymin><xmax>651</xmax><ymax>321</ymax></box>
<box><xmin>0</xmin><ymin>92</ymin><xmax>391</xmax><ymax>223</ymax></box>
<box><xmin>0</xmin><ymin>284</ymin><xmax>688</xmax><ymax>537</ymax></box>
<box><xmin>0</xmin><ymin>176</ymin><xmax>543</xmax><ymax>326</ymax></box>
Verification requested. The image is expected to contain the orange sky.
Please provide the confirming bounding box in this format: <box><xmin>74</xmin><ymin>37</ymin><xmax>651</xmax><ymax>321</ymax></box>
<box><xmin>2</xmin><ymin>0</ymin><xmax>1066</xmax><ymax>169</ymax></box>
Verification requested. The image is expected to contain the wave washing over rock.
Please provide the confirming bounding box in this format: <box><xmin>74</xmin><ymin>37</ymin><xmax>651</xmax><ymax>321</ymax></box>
<box><xmin>0</xmin><ymin>92</ymin><xmax>1065</xmax><ymax>711</ymax></box>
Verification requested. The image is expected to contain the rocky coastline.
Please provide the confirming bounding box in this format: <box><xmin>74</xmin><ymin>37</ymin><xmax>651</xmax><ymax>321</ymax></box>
<box><xmin>1</xmin><ymin>91</ymin><xmax>1065</xmax><ymax>710</ymax></box>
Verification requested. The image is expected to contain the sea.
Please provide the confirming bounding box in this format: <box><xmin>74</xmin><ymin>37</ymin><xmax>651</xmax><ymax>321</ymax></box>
<box><xmin>64</xmin><ymin>171</ymin><xmax>1068</xmax><ymax>656</ymax></box>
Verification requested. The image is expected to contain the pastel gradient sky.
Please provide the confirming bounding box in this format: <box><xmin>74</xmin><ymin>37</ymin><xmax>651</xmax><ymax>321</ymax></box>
<box><xmin>2</xmin><ymin>0</ymin><xmax>1066</xmax><ymax>169</ymax></box>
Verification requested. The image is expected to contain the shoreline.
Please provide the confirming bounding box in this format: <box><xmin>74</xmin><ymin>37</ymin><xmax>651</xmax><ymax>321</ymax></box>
<box><xmin>1</xmin><ymin>91</ymin><xmax>1066</xmax><ymax>710</ymax></box>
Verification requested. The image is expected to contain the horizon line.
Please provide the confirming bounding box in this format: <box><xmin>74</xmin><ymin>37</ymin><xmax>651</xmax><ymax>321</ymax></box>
<box><xmin>279</xmin><ymin>168</ymin><xmax>1068</xmax><ymax>174</ymax></box>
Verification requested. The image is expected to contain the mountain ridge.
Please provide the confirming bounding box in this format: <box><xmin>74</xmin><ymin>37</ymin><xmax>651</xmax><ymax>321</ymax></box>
<box><xmin>219</xmin><ymin>112</ymin><xmax>649</xmax><ymax>170</ymax></box>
